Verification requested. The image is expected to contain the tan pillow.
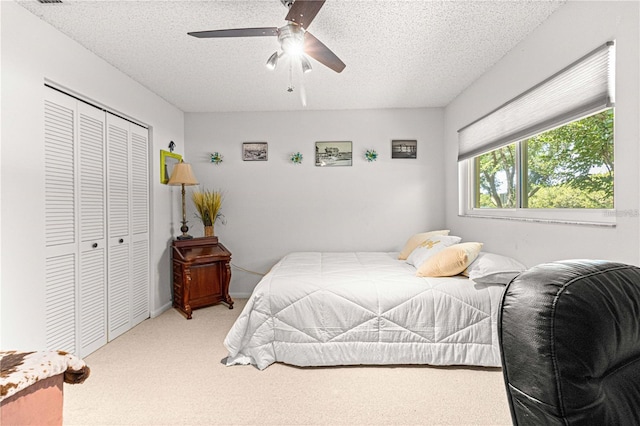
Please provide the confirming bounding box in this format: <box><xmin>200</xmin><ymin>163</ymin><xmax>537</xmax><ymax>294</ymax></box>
<box><xmin>416</xmin><ymin>242</ymin><xmax>483</xmax><ymax>277</ymax></box>
<box><xmin>398</xmin><ymin>230</ymin><xmax>450</xmax><ymax>260</ymax></box>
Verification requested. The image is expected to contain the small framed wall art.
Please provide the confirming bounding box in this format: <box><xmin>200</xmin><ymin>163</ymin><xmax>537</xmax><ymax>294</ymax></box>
<box><xmin>160</xmin><ymin>150</ymin><xmax>182</xmax><ymax>184</ymax></box>
<box><xmin>315</xmin><ymin>141</ymin><xmax>352</xmax><ymax>167</ymax></box>
<box><xmin>242</xmin><ymin>142</ymin><xmax>268</xmax><ymax>161</ymax></box>
<box><xmin>391</xmin><ymin>140</ymin><xmax>417</xmax><ymax>159</ymax></box>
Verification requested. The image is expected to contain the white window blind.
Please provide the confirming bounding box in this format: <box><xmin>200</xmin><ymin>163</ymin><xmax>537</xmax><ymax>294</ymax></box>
<box><xmin>458</xmin><ymin>41</ymin><xmax>615</xmax><ymax>162</ymax></box>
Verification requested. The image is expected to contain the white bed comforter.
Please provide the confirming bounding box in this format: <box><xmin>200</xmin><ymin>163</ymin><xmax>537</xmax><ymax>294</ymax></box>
<box><xmin>224</xmin><ymin>252</ymin><xmax>504</xmax><ymax>370</ymax></box>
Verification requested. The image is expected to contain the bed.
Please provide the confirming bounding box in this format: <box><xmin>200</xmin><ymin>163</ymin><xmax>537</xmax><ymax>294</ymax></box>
<box><xmin>224</xmin><ymin>249</ymin><xmax>516</xmax><ymax>370</ymax></box>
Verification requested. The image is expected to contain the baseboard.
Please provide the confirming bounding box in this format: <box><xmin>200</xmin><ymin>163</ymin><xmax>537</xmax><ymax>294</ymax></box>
<box><xmin>230</xmin><ymin>292</ymin><xmax>252</xmax><ymax>299</ymax></box>
<box><xmin>153</xmin><ymin>296</ymin><xmax>246</xmax><ymax>317</ymax></box>
<box><xmin>151</xmin><ymin>301</ymin><xmax>172</xmax><ymax>318</ymax></box>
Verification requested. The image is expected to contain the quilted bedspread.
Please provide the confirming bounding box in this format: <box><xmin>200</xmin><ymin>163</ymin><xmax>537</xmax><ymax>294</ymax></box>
<box><xmin>224</xmin><ymin>252</ymin><xmax>505</xmax><ymax>370</ymax></box>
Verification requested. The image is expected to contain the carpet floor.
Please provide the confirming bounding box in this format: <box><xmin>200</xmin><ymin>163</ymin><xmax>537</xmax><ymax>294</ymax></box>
<box><xmin>63</xmin><ymin>300</ymin><xmax>512</xmax><ymax>425</ymax></box>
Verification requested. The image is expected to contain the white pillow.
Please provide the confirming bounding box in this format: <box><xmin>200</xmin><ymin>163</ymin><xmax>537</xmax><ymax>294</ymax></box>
<box><xmin>463</xmin><ymin>252</ymin><xmax>526</xmax><ymax>284</ymax></box>
<box><xmin>406</xmin><ymin>235</ymin><xmax>462</xmax><ymax>268</ymax></box>
<box><xmin>398</xmin><ymin>230</ymin><xmax>450</xmax><ymax>260</ymax></box>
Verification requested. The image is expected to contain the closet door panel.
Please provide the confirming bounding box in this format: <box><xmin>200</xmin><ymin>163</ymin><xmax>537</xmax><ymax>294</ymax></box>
<box><xmin>78</xmin><ymin>102</ymin><xmax>107</xmax><ymax>356</ymax></box>
<box><xmin>106</xmin><ymin>114</ymin><xmax>132</xmax><ymax>340</ymax></box>
<box><xmin>131</xmin><ymin>124</ymin><xmax>150</xmax><ymax>325</ymax></box>
<box><xmin>44</xmin><ymin>90</ymin><xmax>77</xmax><ymax>353</ymax></box>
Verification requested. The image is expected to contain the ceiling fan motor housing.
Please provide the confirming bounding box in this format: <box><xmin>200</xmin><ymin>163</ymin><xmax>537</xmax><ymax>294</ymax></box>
<box><xmin>278</xmin><ymin>23</ymin><xmax>305</xmax><ymax>56</ymax></box>
<box><xmin>280</xmin><ymin>0</ymin><xmax>295</xmax><ymax>9</ymax></box>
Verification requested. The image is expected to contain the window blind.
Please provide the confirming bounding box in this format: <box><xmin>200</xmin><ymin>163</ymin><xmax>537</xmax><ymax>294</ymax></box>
<box><xmin>457</xmin><ymin>41</ymin><xmax>615</xmax><ymax>162</ymax></box>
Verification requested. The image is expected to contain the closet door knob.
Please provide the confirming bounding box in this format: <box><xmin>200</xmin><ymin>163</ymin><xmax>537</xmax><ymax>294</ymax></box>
<box><xmin>92</xmin><ymin>243</ymin><xmax>98</xmax><ymax>248</ymax></box>
<box><xmin>119</xmin><ymin>238</ymin><xmax>124</xmax><ymax>244</ymax></box>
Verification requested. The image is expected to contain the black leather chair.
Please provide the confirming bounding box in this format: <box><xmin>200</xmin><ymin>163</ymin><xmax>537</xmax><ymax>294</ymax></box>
<box><xmin>498</xmin><ymin>260</ymin><xmax>640</xmax><ymax>425</ymax></box>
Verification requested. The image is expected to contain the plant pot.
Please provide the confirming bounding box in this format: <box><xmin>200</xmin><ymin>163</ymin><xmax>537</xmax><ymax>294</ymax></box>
<box><xmin>204</xmin><ymin>225</ymin><xmax>214</xmax><ymax>237</ymax></box>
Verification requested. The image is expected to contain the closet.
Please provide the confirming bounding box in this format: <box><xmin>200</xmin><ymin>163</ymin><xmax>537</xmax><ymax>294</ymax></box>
<box><xmin>44</xmin><ymin>86</ymin><xmax>150</xmax><ymax>357</ymax></box>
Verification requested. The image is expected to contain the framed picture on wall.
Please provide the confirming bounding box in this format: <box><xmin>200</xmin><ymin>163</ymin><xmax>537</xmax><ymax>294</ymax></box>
<box><xmin>242</xmin><ymin>142</ymin><xmax>268</xmax><ymax>161</ymax></box>
<box><xmin>160</xmin><ymin>150</ymin><xmax>182</xmax><ymax>184</ymax></box>
<box><xmin>391</xmin><ymin>140</ymin><xmax>417</xmax><ymax>159</ymax></box>
<box><xmin>315</xmin><ymin>141</ymin><xmax>353</xmax><ymax>167</ymax></box>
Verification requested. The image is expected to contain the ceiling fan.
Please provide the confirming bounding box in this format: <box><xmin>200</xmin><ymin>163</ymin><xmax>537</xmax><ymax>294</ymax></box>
<box><xmin>187</xmin><ymin>0</ymin><xmax>346</xmax><ymax>76</ymax></box>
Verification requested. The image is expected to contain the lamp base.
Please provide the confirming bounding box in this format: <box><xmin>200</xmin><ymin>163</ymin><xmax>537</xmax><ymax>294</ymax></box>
<box><xmin>177</xmin><ymin>220</ymin><xmax>192</xmax><ymax>240</ymax></box>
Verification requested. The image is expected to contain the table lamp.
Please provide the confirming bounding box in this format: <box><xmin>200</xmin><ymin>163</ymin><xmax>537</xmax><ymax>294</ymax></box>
<box><xmin>167</xmin><ymin>161</ymin><xmax>199</xmax><ymax>240</ymax></box>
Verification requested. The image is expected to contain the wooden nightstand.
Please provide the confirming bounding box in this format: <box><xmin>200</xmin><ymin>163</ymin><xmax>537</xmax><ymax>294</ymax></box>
<box><xmin>171</xmin><ymin>237</ymin><xmax>233</xmax><ymax>319</ymax></box>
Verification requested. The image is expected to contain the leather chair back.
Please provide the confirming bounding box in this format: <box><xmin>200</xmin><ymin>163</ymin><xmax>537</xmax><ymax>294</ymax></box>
<box><xmin>499</xmin><ymin>260</ymin><xmax>640</xmax><ymax>425</ymax></box>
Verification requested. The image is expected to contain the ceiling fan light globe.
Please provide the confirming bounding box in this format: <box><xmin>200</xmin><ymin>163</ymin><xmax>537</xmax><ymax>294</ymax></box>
<box><xmin>266</xmin><ymin>51</ymin><xmax>279</xmax><ymax>70</ymax></box>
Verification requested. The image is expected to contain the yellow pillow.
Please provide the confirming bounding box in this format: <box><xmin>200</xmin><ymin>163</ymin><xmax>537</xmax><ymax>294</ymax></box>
<box><xmin>416</xmin><ymin>242</ymin><xmax>483</xmax><ymax>277</ymax></box>
<box><xmin>398</xmin><ymin>230</ymin><xmax>450</xmax><ymax>260</ymax></box>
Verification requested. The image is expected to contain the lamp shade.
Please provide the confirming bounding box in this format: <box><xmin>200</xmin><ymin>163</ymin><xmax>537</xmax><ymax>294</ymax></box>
<box><xmin>167</xmin><ymin>162</ymin><xmax>198</xmax><ymax>186</ymax></box>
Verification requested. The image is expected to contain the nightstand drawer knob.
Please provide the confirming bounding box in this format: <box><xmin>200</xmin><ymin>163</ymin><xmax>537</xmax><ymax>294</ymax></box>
<box><xmin>92</xmin><ymin>243</ymin><xmax>98</xmax><ymax>248</ymax></box>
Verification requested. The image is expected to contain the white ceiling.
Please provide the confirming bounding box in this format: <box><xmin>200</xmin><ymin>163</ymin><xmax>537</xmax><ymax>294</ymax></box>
<box><xmin>17</xmin><ymin>0</ymin><xmax>565</xmax><ymax>113</ymax></box>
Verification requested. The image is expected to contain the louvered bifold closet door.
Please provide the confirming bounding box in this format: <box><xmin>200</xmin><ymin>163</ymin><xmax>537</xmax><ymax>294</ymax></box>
<box><xmin>107</xmin><ymin>114</ymin><xmax>133</xmax><ymax>340</ymax></box>
<box><xmin>44</xmin><ymin>90</ymin><xmax>78</xmax><ymax>354</ymax></box>
<box><xmin>77</xmin><ymin>102</ymin><xmax>107</xmax><ymax>357</ymax></box>
<box><xmin>45</xmin><ymin>88</ymin><xmax>108</xmax><ymax>357</ymax></box>
<box><xmin>130</xmin><ymin>124</ymin><xmax>150</xmax><ymax>326</ymax></box>
<box><xmin>44</xmin><ymin>87</ymin><xmax>149</xmax><ymax>354</ymax></box>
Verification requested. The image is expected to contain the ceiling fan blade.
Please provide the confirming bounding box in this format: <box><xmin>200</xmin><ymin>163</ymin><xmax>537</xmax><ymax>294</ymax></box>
<box><xmin>285</xmin><ymin>0</ymin><xmax>326</xmax><ymax>29</ymax></box>
<box><xmin>188</xmin><ymin>27</ymin><xmax>278</xmax><ymax>38</ymax></box>
<box><xmin>304</xmin><ymin>31</ymin><xmax>346</xmax><ymax>73</ymax></box>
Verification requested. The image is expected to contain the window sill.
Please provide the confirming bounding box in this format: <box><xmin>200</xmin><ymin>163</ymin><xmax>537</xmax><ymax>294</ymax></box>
<box><xmin>459</xmin><ymin>209</ymin><xmax>618</xmax><ymax>227</ymax></box>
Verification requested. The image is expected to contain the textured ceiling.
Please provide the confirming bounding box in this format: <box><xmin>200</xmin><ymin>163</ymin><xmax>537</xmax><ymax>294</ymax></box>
<box><xmin>17</xmin><ymin>0</ymin><xmax>565</xmax><ymax>112</ymax></box>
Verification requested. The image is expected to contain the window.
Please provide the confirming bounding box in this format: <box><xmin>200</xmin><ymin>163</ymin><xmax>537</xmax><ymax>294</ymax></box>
<box><xmin>459</xmin><ymin>42</ymin><xmax>615</xmax><ymax>225</ymax></box>
<box><xmin>475</xmin><ymin>109</ymin><xmax>614</xmax><ymax>210</ymax></box>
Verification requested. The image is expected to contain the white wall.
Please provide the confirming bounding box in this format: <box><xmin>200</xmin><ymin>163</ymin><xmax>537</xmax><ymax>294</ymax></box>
<box><xmin>185</xmin><ymin>108</ymin><xmax>445</xmax><ymax>295</ymax></box>
<box><xmin>0</xmin><ymin>1</ymin><xmax>184</xmax><ymax>350</ymax></box>
<box><xmin>444</xmin><ymin>1</ymin><xmax>640</xmax><ymax>267</ymax></box>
